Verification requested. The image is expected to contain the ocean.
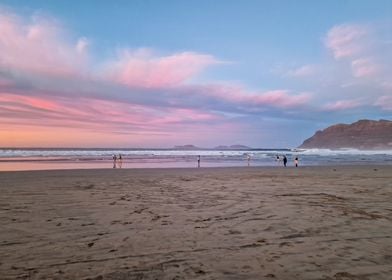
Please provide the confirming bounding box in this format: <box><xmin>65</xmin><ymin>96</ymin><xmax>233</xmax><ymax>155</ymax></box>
<box><xmin>1</xmin><ymin>148</ymin><xmax>392</xmax><ymax>171</ymax></box>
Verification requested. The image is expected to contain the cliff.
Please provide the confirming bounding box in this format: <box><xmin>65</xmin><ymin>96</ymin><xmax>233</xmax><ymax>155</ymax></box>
<box><xmin>299</xmin><ymin>119</ymin><xmax>392</xmax><ymax>150</ymax></box>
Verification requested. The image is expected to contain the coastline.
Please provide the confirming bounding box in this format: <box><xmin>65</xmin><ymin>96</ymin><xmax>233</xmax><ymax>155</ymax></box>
<box><xmin>1</xmin><ymin>166</ymin><xmax>391</xmax><ymax>279</ymax></box>
<box><xmin>1</xmin><ymin>147</ymin><xmax>392</xmax><ymax>172</ymax></box>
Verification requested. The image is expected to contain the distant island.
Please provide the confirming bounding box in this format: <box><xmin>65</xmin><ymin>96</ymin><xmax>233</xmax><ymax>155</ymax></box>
<box><xmin>299</xmin><ymin>119</ymin><xmax>392</xmax><ymax>150</ymax></box>
<box><xmin>214</xmin><ymin>145</ymin><xmax>251</xmax><ymax>150</ymax></box>
<box><xmin>173</xmin><ymin>145</ymin><xmax>201</xmax><ymax>150</ymax></box>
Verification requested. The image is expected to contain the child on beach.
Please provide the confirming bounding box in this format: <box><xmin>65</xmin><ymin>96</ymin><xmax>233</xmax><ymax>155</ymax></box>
<box><xmin>294</xmin><ymin>157</ymin><xmax>299</xmax><ymax>167</ymax></box>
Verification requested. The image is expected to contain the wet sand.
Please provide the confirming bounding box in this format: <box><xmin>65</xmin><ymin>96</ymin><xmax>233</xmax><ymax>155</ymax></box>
<box><xmin>0</xmin><ymin>166</ymin><xmax>391</xmax><ymax>279</ymax></box>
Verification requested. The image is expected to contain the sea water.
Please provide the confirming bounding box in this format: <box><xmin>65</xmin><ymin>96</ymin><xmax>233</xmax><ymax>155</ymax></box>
<box><xmin>0</xmin><ymin>148</ymin><xmax>391</xmax><ymax>171</ymax></box>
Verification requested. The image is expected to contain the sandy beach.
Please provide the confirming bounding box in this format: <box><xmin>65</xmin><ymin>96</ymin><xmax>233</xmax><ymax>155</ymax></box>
<box><xmin>1</xmin><ymin>166</ymin><xmax>391</xmax><ymax>279</ymax></box>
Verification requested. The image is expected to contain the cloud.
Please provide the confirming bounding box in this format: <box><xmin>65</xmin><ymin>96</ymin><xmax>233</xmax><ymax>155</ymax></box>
<box><xmin>324</xmin><ymin>23</ymin><xmax>391</xmax><ymax>81</ymax></box>
<box><xmin>315</xmin><ymin>21</ymin><xmax>392</xmax><ymax>114</ymax></box>
<box><xmin>351</xmin><ymin>57</ymin><xmax>380</xmax><ymax>78</ymax></box>
<box><xmin>323</xmin><ymin>99</ymin><xmax>363</xmax><ymax>111</ymax></box>
<box><xmin>230</xmin><ymin>89</ymin><xmax>310</xmax><ymax>109</ymax></box>
<box><xmin>374</xmin><ymin>96</ymin><xmax>392</xmax><ymax>111</ymax></box>
<box><xmin>1</xmin><ymin>7</ymin><xmax>389</xmax><ymax>148</ymax></box>
<box><xmin>0</xmin><ymin>10</ymin><xmax>88</xmax><ymax>78</ymax></box>
<box><xmin>0</xmin><ymin>9</ymin><xmax>312</xmax><ymax>126</ymax></box>
<box><xmin>76</xmin><ymin>37</ymin><xmax>89</xmax><ymax>54</ymax></box>
<box><xmin>286</xmin><ymin>65</ymin><xmax>316</xmax><ymax>77</ymax></box>
<box><xmin>106</xmin><ymin>49</ymin><xmax>219</xmax><ymax>88</ymax></box>
<box><xmin>325</xmin><ymin>24</ymin><xmax>369</xmax><ymax>59</ymax></box>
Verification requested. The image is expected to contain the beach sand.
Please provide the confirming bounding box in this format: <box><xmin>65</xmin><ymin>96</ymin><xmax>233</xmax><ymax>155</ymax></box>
<box><xmin>0</xmin><ymin>166</ymin><xmax>391</xmax><ymax>279</ymax></box>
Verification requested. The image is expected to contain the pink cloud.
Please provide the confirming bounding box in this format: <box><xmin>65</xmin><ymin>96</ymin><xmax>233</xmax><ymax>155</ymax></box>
<box><xmin>152</xmin><ymin>108</ymin><xmax>223</xmax><ymax>125</ymax></box>
<box><xmin>324</xmin><ymin>22</ymin><xmax>390</xmax><ymax>87</ymax></box>
<box><xmin>0</xmin><ymin>91</ymin><xmax>226</xmax><ymax>137</ymax></box>
<box><xmin>0</xmin><ymin>93</ymin><xmax>61</xmax><ymax>111</ymax></box>
<box><xmin>77</xmin><ymin>99</ymin><xmax>224</xmax><ymax>130</ymax></box>
<box><xmin>325</xmin><ymin>24</ymin><xmax>368</xmax><ymax>59</ymax></box>
<box><xmin>324</xmin><ymin>99</ymin><xmax>362</xmax><ymax>111</ymax></box>
<box><xmin>0</xmin><ymin>10</ymin><xmax>88</xmax><ymax>78</ymax></box>
<box><xmin>107</xmin><ymin>49</ymin><xmax>219</xmax><ymax>88</ymax></box>
<box><xmin>351</xmin><ymin>57</ymin><xmax>379</xmax><ymax>78</ymax></box>
<box><xmin>374</xmin><ymin>96</ymin><xmax>392</xmax><ymax>111</ymax></box>
<box><xmin>252</xmin><ymin>90</ymin><xmax>311</xmax><ymax>108</ymax></box>
<box><xmin>204</xmin><ymin>85</ymin><xmax>311</xmax><ymax>109</ymax></box>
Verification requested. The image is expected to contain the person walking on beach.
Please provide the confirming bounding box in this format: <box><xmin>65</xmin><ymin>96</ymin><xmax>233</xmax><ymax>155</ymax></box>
<box><xmin>247</xmin><ymin>154</ymin><xmax>251</xmax><ymax>166</ymax></box>
<box><xmin>118</xmin><ymin>154</ymin><xmax>123</xmax><ymax>168</ymax></box>
<box><xmin>112</xmin><ymin>154</ymin><xmax>117</xmax><ymax>168</ymax></box>
<box><xmin>197</xmin><ymin>155</ymin><xmax>201</xmax><ymax>168</ymax></box>
<box><xmin>283</xmin><ymin>155</ymin><xmax>287</xmax><ymax>167</ymax></box>
<box><xmin>276</xmin><ymin>155</ymin><xmax>280</xmax><ymax>165</ymax></box>
<box><xmin>294</xmin><ymin>156</ymin><xmax>299</xmax><ymax>167</ymax></box>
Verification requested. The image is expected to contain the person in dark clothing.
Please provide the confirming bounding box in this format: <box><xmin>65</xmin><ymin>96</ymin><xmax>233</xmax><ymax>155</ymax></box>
<box><xmin>283</xmin><ymin>155</ymin><xmax>288</xmax><ymax>167</ymax></box>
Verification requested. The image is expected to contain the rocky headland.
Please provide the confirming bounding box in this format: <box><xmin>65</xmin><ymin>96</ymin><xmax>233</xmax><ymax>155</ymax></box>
<box><xmin>299</xmin><ymin>119</ymin><xmax>392</xmax><ymax>150</ymax></box>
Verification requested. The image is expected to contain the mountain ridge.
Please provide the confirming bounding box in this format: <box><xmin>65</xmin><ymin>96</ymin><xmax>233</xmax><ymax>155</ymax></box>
<box><xmin>299</xmin><ymin>119</ymin><xmax>392</xmax><ymax>150</ymax></box>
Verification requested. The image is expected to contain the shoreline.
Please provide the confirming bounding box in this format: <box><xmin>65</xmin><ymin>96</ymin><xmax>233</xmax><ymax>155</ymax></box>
<box><xmin>1</xmin><ymin>160</ymin><xmax>391</xmax><ymax>172</ymax></box>
<box><xmin>1</xmin><ymin>148</ymin><xmax>392</xmax><ymax>172</ymax></box>
<box><xmin>0</xmin><ymin>163</ymin><xmax>390</xmax><ymax>170</ymax></box>
<box><xmin>1</xmin><ymin>166</ymin><xmax>391</xmax><ymax>279</ymax></box>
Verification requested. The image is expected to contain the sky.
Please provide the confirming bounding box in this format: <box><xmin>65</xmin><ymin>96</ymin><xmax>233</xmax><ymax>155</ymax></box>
<box><xmin>0</xmin><ymin>0</ymin><xmax>391</xmax><ymax>148</ymax></box>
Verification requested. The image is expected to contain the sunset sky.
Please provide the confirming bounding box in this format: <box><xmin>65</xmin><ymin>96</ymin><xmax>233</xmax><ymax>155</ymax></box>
<box><xmin>0</xmin><ymin>0</ymin><xmax>391</xmax><ymax>148</ymax></box>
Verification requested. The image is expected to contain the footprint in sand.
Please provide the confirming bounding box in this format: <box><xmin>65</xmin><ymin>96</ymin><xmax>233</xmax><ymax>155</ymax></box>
<box><xmin>333</xmin><ymin>272</ymin><xmax>363</xmax><ymax>280</ymax></box>
<box><xmin>151</xmin><ymin>215</ymin><xmax>161</xmax><ymax>221</ymax></box>
<box><xmin>228</xmin><ymin>229</ymin><xmax>242</xmax><ymax>235</ymax></box>
<box><xmin>279</xmin><ymin>241</ymin><xmax>293</xmax><ymax>247</ymax></box>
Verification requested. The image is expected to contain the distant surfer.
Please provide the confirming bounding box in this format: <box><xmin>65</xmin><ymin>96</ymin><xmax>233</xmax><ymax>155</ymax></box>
<box><xmin>197</xmin><ymin>155</ymin><xmax>201</xmax><ymax>168</ymax></box>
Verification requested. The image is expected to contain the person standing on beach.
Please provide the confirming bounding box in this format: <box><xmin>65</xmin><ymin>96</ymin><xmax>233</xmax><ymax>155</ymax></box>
<box><xmin>197</xmin><ymin>155</ymin><xmax>201</xmax><ymax>168</ymax></box>
<box><xmin>118</xmin><ymin>154</ymin><xmax>123</xmax><ymax>168</ymax></box>
<box><xmin>113</xmin><ymin>154</ymin><xmax>117</xmax><ymax>168</ymax></box>
<box><xmin>283</xmin><ymin>155</ymin><xmax>287</xmax><ymax>167</ymax></box>
<box><xmin>294</xmin><ymin>156</ymin><xmax>299</xmax><ymax>167</ymax></box>
<box><xmin>247</xmin><ymin>154</ymin><xmax>251</xmax><ymax>166</ymax></box>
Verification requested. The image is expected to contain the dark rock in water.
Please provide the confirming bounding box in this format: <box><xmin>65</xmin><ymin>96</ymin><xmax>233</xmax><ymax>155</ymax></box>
<box><xmin>299</xmin><ymin>119</ymin><xmax>392</xmax><ymax>150</ymax></box>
